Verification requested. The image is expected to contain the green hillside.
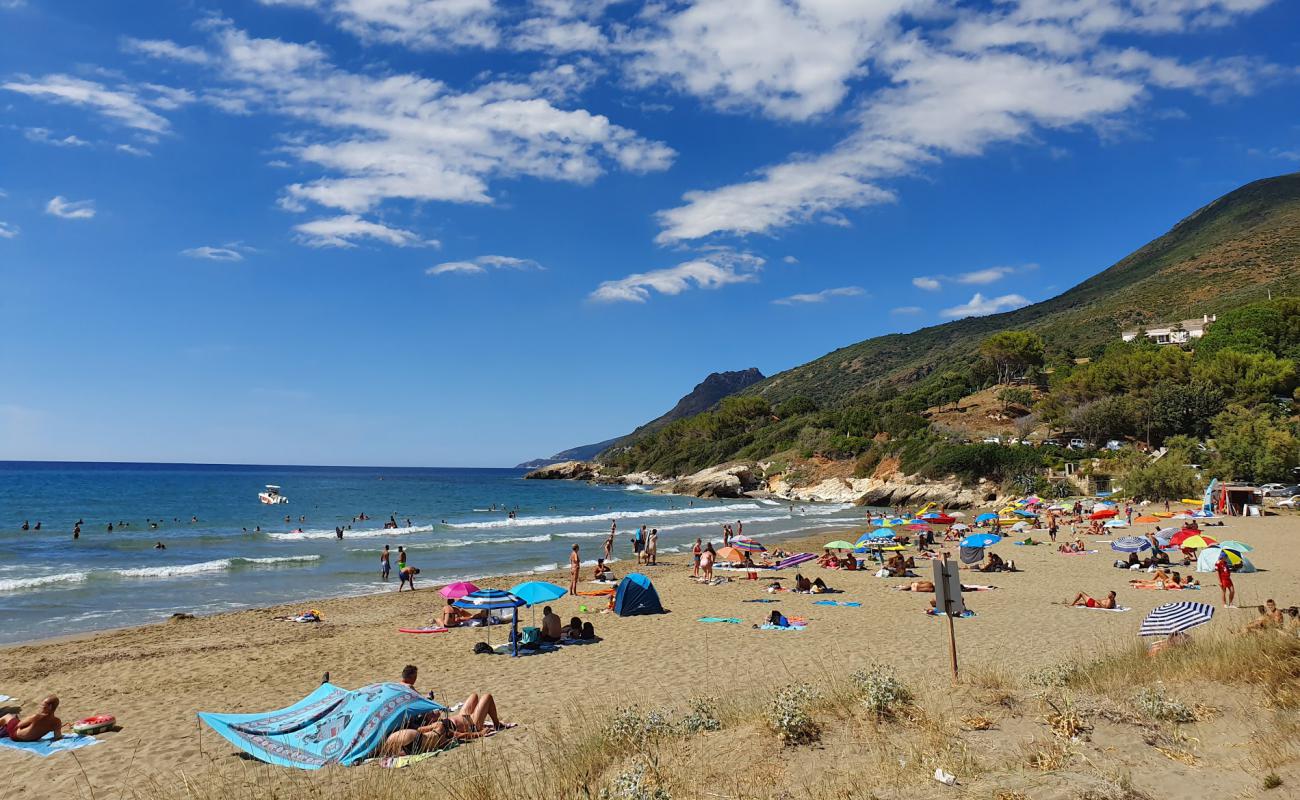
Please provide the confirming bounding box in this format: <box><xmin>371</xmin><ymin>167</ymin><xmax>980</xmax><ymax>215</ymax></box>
<box><xmin>603</xmin><ymin>174</ymin><xmax>1300</xmax><ymax>485</ymax></box>
<box><xmin>751</xmin><ymin>172</ymin><xmax>1300</xmax><ymax>405</ymax></box>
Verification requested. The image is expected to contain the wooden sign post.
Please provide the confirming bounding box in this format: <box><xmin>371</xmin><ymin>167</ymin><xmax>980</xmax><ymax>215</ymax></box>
<box><xmin>932</xmin><ymin>556</ymin><xmax>964</xmax><ymax>682</ymax></box>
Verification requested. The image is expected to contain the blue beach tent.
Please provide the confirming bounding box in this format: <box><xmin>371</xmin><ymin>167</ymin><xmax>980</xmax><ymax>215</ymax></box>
<box><xmin>614</xmin><ymin>573</ymin><xmax>664</xmax><ymax>616</ymax></box>
<box><xmin>198</xmin><ymin>682</ymin><xmax>443</xmax><ymax>769</ymax></box>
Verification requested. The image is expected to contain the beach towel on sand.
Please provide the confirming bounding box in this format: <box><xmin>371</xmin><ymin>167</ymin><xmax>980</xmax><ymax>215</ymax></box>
<box><xmin>759</xmin><ymin>623</ymin><xmax>807</xmax><ymax>630</ymax></box>
<box><xmin>698</xmin><ymin>617</ymin><xmax>742</xmax><ymax>624</ymax></box>
<box><xmin>0</xmin><ymin>732</ymin><xmax>100</xmax><ymax>756</ymax></box>
<box><xmin>813</xmin><ymin>600</ymin><xmax>861</xmax><ymax>607</ymax></box>
<box><xmin>199</xmin><ymin>682</ymin><xmax>443</xmax><ymax>769</ymax></box>
<box><xmin>1071</xmin><ymin>605</ymin><xmax>1132</xmax><ymax>613</ymax></box>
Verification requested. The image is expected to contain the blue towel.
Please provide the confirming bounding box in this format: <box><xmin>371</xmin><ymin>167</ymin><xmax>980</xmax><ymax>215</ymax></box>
<box><xmin>0</xmin><ymin>732</ymin><xmax>100</xmax><ymax>756</ymax></box>
<box><xmin>199</xmin><ymin>682</ymin><xmax>444</xmax><ymax>769</ymax></box>
<box><xmin>759</xmin><ymin>623</ymin><xmax>806</xmax><ymax>631</ymax></box>
<box><xmin>698</xmin><ymin>617</ymin><xmax>741</xmax><ymax>624</ymax></box>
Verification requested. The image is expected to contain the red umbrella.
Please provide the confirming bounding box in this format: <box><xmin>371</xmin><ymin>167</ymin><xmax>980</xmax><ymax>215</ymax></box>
<box><xmin>1170</xmin><ymin>530</ymin><xmax>1217</xmax><ymax>548</ymax></box>
<box><xmin>1089</xmin><ymin>509</ymin><xmax>1118</xmax><ymax>520</ymax></box>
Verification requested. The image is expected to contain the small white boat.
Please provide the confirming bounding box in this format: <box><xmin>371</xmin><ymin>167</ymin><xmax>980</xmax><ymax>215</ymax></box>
<box><xmin>258</xmin><ymin>485</ymin><xmax>289</xmax><ymax>505</ymax></box>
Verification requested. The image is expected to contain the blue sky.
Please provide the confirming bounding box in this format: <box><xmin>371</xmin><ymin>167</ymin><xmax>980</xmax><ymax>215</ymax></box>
<box><xmin>1</xmin><ymin>0</ymin><xmax>1298</xmax><ymax>467</ymax></box>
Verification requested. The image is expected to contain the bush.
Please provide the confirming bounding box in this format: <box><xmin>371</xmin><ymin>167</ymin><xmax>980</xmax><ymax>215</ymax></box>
<box><xmin>1123</xmin><ymin>459</ymin><xmax>1201</xmax><ymax>502</ymax></box>
<box><xmin>1133</xmin><ymin>686</ymin><xmax>1195</xmax><ymax>723</ymax></box>
<box><xmin>851</xmin><ymin>663</ymin><xmax>913</xmax><ymax>719</ymax></box>
<box><xmin>601</xmin><ymin>757</ymin><xmax>671</xmax><ymax>800</ymax></box>
<box><xmin>766</xmin><ymin>684</ymin><xmax>821</xmax><ymax>745</ymax></box>
<box><xmin>605</xmin><ymin>706</ymin><xmax>673</xmax><ymax>748</ymax></box>
<box><xmin>678</xmin><ymin>697</ymin><xmax>721</xmax><ymax>734</ymax></box>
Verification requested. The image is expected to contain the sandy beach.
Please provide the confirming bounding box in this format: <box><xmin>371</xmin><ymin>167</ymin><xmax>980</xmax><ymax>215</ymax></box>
<box><xmin>3</xmin><ymin>514</ymin><xmax>1298</xmax><ymax>799</ymax></box>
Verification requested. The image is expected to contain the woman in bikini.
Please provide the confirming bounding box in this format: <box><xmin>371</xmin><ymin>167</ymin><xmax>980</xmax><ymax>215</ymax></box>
<box><xmin>381</xmin><ymin>693</ymin><xmax>514</xmax><ymax>755</ymax></box>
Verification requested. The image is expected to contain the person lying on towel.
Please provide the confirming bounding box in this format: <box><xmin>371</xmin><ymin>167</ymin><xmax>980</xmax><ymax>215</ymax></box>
<box><xmin>381</xmin><ymin>693</ymin><xmax>514</xmax><ymax>755</ymax></box>
<box><xmin>1069</xmin><ymin>590</ymin><xmax>1118</xmax><ymax>609</ymax></box>
<box><xmin>0</xmin><ymin>695</ymin><xmax>62</xmax><ymax>742</ymax></box>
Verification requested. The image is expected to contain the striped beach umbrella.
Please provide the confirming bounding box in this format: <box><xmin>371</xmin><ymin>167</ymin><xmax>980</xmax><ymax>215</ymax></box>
<box><xmin>1179</xmin><ymin>534</ymin><xmax>1218</xmax><ymax>550</ymax></box>
<box><xmin>1110</xmin><ymin>536</ymin><xmax>1151</xmax><ymax>553</ymax></box>
<box><xmin>731</xmin><ymin>537</ymin><xmax>766</xmax><ymax>553</ymax></box>
<box><xmin>452</xmin><ymin>588</ymin><xmax>525</xmax><ymax>611</ymax></box>
<box><xmin>1139</xmin><ymin>602</ymin><xmax>1215</xmax><ymax>637</ymax></box>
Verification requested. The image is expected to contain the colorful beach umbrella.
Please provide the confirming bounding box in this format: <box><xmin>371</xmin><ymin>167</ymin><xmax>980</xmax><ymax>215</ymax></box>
<box><xmin>1089</xmin><ymin>509</ymin><xmax>1118</xmax><ymax>520</ymax></box>
<box><xmin>1200</xmin><ymin>546</ymin><xmax>1244</xmax><ymax>567</ymax></box>
<box><xmin>1111</xmin><ymin>536</ymin><xmax>1152</xmax><ymax>553</ymax></box>
<box><xmin>1178</xmin><ymin>534</ymin><xmax>1218</xmax><ymax>550</ymax></box>
<box><xmin>439</xmin><ymin>581</ymin><xmax>480</xmax><ymax>599</ymax></box>
<box><xmin>1217</xmin><ymin>540</ymin><xmax>1253</xmax><ymax>553</ymax></box>
<box><xmin>950</xmin><ymin>523</ymin><xmax>972</xmax><ymax>532</ymax></box>
<box><xmin>824</xmin><ymin>540</ymin><xmax>856</xmax><ymax>550</ymax></box>
<box><xmin>1104</xmin><ymin>519</ymin><xmax>1130</xmax><ymax>528</ymax></box>
<box><xmin>508</xmin><ymin>581</ymin><xmax>566</xmax><ymax>607</ymax></box>
<box><xmin>1139</xmin><ymin>602</ymin><xmax>1215</xmax><ymax>637</ymax></box>
<box><xmin>731</xmin><ymin>537</ymin><xmax>766</xmax><ymax>553</ymax></box>
<box><xmin>856</xmin><ymin>529</ymin><xmax>895</xmax><ymax>545</ymax></box>
<box><xmin>452</xmin><ymin>588</ymin><xmax>525</xmax><ymax>611</ymax></box>
<box><xmin>961</xmin><ymin>533</ymin><xmax>1001</xmax><ymax>548</ymax></box>
<box><xmin>1135</xmin><ymin>515</ymin><xmax>1162</xmax><ymax>523</ymax></box>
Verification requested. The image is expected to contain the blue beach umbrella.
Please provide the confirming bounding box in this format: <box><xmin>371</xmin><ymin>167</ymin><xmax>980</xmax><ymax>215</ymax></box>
<box><xmin>1110</xmin><ymin>536</ymin><xmax>1151</xmax><ymax>553</ymax></box>
<box><xmin>975</xmin><ymin>513</ymin><xmax>998</xmax><ymax>523</ymax></box>
<box><xmin>961</xmin><ymin>533</ymin><xmax>1001</xmax><ymax>548</ymax></box>
<box><xmin>1014</xmin><ymin>510</ymin><xmax>1038</xmax><ymax>518</ymax></box>
<box><xmin>509</xmin><ymin>581</ymin><xmax>567</xmax><ymax>607</ymax></box>
<box><xmin>1139</xmin><ymin>602</ymin><xmax>1214</xmax><ymax>637</ymax></box>
<box><xmin>454</xmin><ymin>588</ymin><xmax>526</xmax><ymax>655</ymax></box>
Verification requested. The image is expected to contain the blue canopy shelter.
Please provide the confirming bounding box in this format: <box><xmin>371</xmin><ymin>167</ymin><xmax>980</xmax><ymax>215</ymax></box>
<box><xmin>198</xmin><ymin>682</ymin><xmax>443</xmax><ymax>769</ymax></box>
<box><xmin>614</xmin><ymin>573</ymin><xmax>664</xmax><ymax>616</ymax></box>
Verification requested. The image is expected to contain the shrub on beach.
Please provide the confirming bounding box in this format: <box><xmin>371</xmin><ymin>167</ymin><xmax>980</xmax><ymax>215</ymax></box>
<box><xmin>600</xmin><ymin>756</ymin><xmax>671</xmax><ymax>800</ymax></box>
<box><xmin>605</xmin><ymin>706</ymin><xmax>673</xmax><ymax>749</ymax></box>
<box><xmin>678</xmin><ymin>697</ymin><xmax>721</xmax><ymax>734</ymax></box>
<box><xmin>1133</xmin><ymin>686</ymin><xmax>1196</xmax><ymax>723</ymax></box>
<box><xmin>851</xmin><ymin>662</ymin><xmax>913</xmax><ymax>719</ymax></box>
<box><xmin>766</xmin><ymin>684</ymin><xmax>822</xmax><ymax>745</ymax></box>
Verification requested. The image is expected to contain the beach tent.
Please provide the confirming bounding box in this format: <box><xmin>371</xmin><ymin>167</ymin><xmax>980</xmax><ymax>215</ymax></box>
<box><xmin>198</xmin><ymin>682</ymin><xmax>443</xmax><ymax>769</ymax></box>
<box><xmin>614</xmin><ymin>573</ymin><xmax>664</xmax><ymax>616</ymax></box>
<box><xmin>1196</xmin><ymin>547</ymin><xmax>1255</xmax><ymax>574</ymax></box>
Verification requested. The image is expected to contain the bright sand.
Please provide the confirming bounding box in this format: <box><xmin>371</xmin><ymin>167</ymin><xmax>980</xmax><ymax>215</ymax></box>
<box><xmin>2</xmin><ymin>514</ymin><xmax>1296</xmax><ymax>797</ymax></box>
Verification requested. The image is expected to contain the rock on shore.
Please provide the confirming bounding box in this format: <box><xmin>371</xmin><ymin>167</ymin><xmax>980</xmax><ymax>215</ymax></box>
<box><xmin>523</xmin><ymin>460</ymin><xmax>602</xmax><ymax>481</ymax></box>
<box><xmin>656</xmin><ymin>464</ymin><xmax>761</xmax><ymax>498</ymax></box>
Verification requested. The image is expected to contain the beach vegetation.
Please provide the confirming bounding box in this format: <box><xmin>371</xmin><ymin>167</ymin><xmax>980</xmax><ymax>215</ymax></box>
<box><xmin>1133</xmin><ymin>686</ymin><xmax>1196</xmax><ymax>724</ymax></box>
<box><xmin>850</xmin><ymin>662</ymin><xmax>913</xmax><ymax>720</ymax></box>
<box><xmin>765</xmin><ymin>684</ymin><xmax>821</xmax><ymax>745</ymax></box>
<box><xmin>1121</xmin><ymin>459</ymin><xmax>1201</xmax><ymax>501</ymax></box>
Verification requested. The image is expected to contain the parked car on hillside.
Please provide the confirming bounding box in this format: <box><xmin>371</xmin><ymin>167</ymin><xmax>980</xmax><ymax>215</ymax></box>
<box><xmin>1042</xmin><ymin>438</ymin><xmax>1061</xmax><ymax>447</ymax></box>
<box><xmin>1104</xmin><ymin>440</ymin><xmax>1124</xmax><ymax>451</ymax></box>
<box><xmin>1260</xmin><ymin>483</ymin><xmax>1300</xmax><ymax>497</ymax></box>
<box><xmin>1068</xmin><ymin>438</ymin><xmax>1088</xmax><ymax>449</ymax></box>
<box><xmin>982</xmin><ymin>436</ymin><xmax>1002</xmax><ymax>445</ymax></box>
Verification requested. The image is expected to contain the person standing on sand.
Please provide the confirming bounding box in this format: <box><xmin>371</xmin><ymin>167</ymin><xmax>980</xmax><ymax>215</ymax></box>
<box><xmin>1215</xmin><ymin>552</ymin><xmax>1235</xmax><ymax>607</ymax></box>
<box><xmin>701</xmin><ymin>542</ymin><xmax>715</xmax><ymax>581</ymax></box>
<box><xmin>381</xmin><ymin>545</ymin><xmax>392</xmax><ymax>581</ymax></box>
<box><xmin>569</xmin><ymin>544</ymin><xmax>581</xmax><ymax>595</ymax></box>
<box><xmin>692</xmin><ymin>538</ymin><xmax>703</xmax><ymax>577</ymax></box>
<box><xmin>647</xmin><ymin>528</ymin><xmax>658</xmax><ymax>565</ymax></box>
<box><xmin>604</xmin><ymin>527</ymin><xmax>615</xmax><ymax>562</ymax></box>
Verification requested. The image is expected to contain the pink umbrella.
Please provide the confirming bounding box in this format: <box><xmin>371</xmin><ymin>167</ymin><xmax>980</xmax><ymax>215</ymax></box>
<box><xmin>439</xmin><ymin>581</ymin><xmax>479</xmax><ymax>599</ymax></box>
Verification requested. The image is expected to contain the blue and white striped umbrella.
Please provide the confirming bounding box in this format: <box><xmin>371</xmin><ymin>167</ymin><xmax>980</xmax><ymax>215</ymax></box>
<box><xmin>1111</xmin><ymin>536</ymin><xmax>1152</xmax><ymax>553</ymax></box>
<box><xmin>1139</xmin><ymin>602</ymin><xmax>1215</xmax><ymax>637</ymax></box>
<box><xmin>453</xmin><ymin>588</ymin><xmax>525</xmax><ymax>611</ymax></box>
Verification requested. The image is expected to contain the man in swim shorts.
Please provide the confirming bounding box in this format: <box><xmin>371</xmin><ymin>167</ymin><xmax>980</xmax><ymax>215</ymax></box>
<box><xmin>1</xmin><ymin>695</ymin><xmax>62</xmax><ymax>742</ymax></box>
<box><xmin>398</xmin><ymin>565</ymin><xmax>420</xmax><ymax>591</ymax></box>
<box><xmin>1069</xmin><ymin>590</ymin><xmax>1117</xmax><ymax>609</ymax></box>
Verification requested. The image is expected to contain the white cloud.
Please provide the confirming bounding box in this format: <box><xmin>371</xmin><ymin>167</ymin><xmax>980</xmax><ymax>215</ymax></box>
<box><xmin>0</xmin><ymin>221</ymin><xmax>18</xmax><ymax>239</ymax></box>
<box><xmin>24</xmin><ymin>127</ymin><xmax>89</xmax><ymax>147</ymax></box>
<box><xmin>427</xmin><ymin>254</ymin><xmax>544</xmax><ymax>275</ymax></box>
<box><xmin>940</xmin><ymin>292</ymin><xmax>1029</xmax><ymax>319</ymax></box>
<box><xmin>44</xmin><ymin>196</ymin><xmax>96</xmax><ymax>220</ymax></box>
<box><xmin>652</xmin><ymin>1</ymin><xmax>1276</xmax><ymax>243</ymax></box>
<box><xmin>151</xmin><ymin>23</ymin><xmax>672</xmax><ymax>227</ymax></box>
<box><xmin>912</xmin><ymin>276</ymin><xmax>942</xmax><ymax>291</ymax></box>
<box><xmin>182</xmin><ymin>245</ymin><xmax>247</xmax><ymax>261</ymax></box>
<box><xmin>293</xmin><ymin>214</ymin><xmax>434</xmax><ymax>248</ymax></box>
<box><xmin>116</xmin><ymin>143</ymin><xmax>151</xmax><ymax>156</ymax></box>
<box><xmin>772</xmin><ymin>286</ymin><xmax>865</xmax><ymax>305</ymax></box>
<box><xmin>955</xmin><ymin>266</ymin><xmax>1015</xmax><ymax>285</ymax></box>
<box><xmin>624</xmin><ymin>0</ymin><xmax>918</xmax><ymax>121</ymax></box>
<box><xmin>590</xmin><ymin>251</ymin><xmax>762</xmax><ymax>303</ymax></box>
<box><xmin>2</xmin><ymin>74</ymin><xmax>187</xmax><ymax>133</ymax></box>
<box><xmin>257</xmin><ymin>0</ymin><xmax>500</xmax><ymax>49</ymax></box>
<box><xmin>782</xmin><ymin>255</ymin><xmax>799</xmax><ymax>265</ymax></box>
<box><xmin>891</xmin><ymin>305</ymin><xmax>922</xmax><ymax>314</ymax></box>
<box><xmin>123</xmin><ymin>37</ymin><xmax>213</xmax><ymax>65</ymax></box>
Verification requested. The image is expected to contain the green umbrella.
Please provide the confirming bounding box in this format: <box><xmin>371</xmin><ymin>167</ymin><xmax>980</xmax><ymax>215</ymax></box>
<box><xmin>824</xmin><ymin>540</ymin><xmax>856</xmax><ymax>550</ymax></box>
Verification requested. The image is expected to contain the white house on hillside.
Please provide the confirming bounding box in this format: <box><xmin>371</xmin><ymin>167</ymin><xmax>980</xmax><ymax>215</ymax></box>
<box><xmin>1121</xmin><ymin>314</ymin><xmax>1216</xmax><ymax>345</ymax></box>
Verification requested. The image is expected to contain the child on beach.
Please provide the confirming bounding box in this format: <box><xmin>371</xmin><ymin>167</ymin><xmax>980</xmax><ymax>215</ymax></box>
<box><xmin>692</xmin><ymin>538</ymin><xmax>702</xmax><ymax>577</ymax></box>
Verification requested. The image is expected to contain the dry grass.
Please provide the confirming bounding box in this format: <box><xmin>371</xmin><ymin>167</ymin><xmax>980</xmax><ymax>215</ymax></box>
<box><xmin>118</xmin><ymin>633</ymin><xmax>1300</xmax><ymax>800</ymax></box>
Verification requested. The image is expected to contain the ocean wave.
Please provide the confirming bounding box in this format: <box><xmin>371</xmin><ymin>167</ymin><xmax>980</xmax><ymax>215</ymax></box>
<box><xmin>446</xmin><ymin>503</ymin><xmax>762</xmax><ymax>530</ymax></box>
<box><xmin>624</xmin><ymin>485</ymin><xmax>651</xmax><ymax>492</ymax></box>
<box><xmin>113</xmin><ymin>556</ymin><xmax>322</xmax><ymax>578</ymax></box>
<box><xmin>0</xmin><ymin>572</ymin><xmax>90</xmax><ymax>592</ymax></box>
<box><xmin>269</xmin><ymin>524</ymin><xmax>435</xmax><ymax>541</ymax></box>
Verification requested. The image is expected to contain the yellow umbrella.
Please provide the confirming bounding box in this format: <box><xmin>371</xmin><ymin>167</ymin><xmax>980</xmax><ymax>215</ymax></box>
<box><xmin>1180</xmin><ymin>534</ymin><xmax>1218</xmax><ymax>549</ymax></box>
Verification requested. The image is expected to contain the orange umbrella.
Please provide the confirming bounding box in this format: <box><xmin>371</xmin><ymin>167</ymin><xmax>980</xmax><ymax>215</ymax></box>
<box><xmin>1134</xmin><ymin>515</ymin><xmax>1161</xmax><ymax>523</ymax></box>
<box><xmin>716</xmin><ymin>546</ymin><xmax>744</xmax><ymax>563</ymax></box>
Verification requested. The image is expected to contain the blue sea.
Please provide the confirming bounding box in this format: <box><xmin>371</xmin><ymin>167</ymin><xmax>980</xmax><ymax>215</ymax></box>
<box><xmin>0</xmin><ymin>462</ymin><xmax>863</xmax><ymax>644</ymax></box>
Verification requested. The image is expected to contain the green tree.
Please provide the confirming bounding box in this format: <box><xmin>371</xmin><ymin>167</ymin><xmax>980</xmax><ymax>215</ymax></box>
<box><xmin>1192</xmin><ymin>349</ymin><xmax>1297</xmax><ymax>406</ymax></box>
<box><xmin>1141</xmin><ymin>380</ymin><xmax>1224</xmax><ymax>443</ymax></box>
<box><xmin>1123</xmin><ymin>459</ymin><xmax>1202</xmax><ymax>501</ymax></box>
<box><xmin>1209</xmin><ymin>406</ymin><xmax>1300</xmax><ymax>483</ymax></box>
<box><xmin>979</xmin><ymin>331</ymin><xmax>1045</xmax><ymax>384</ymax></box>
<box><xmin>996</xmin><ymin>387</ymin><xmax>1034</xmax><ymax>412</ymax></box>
<box><xmin>1070</xmin><ymin>396</ymin><xmax>1136</xmax><ymax>443</ymax></box>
